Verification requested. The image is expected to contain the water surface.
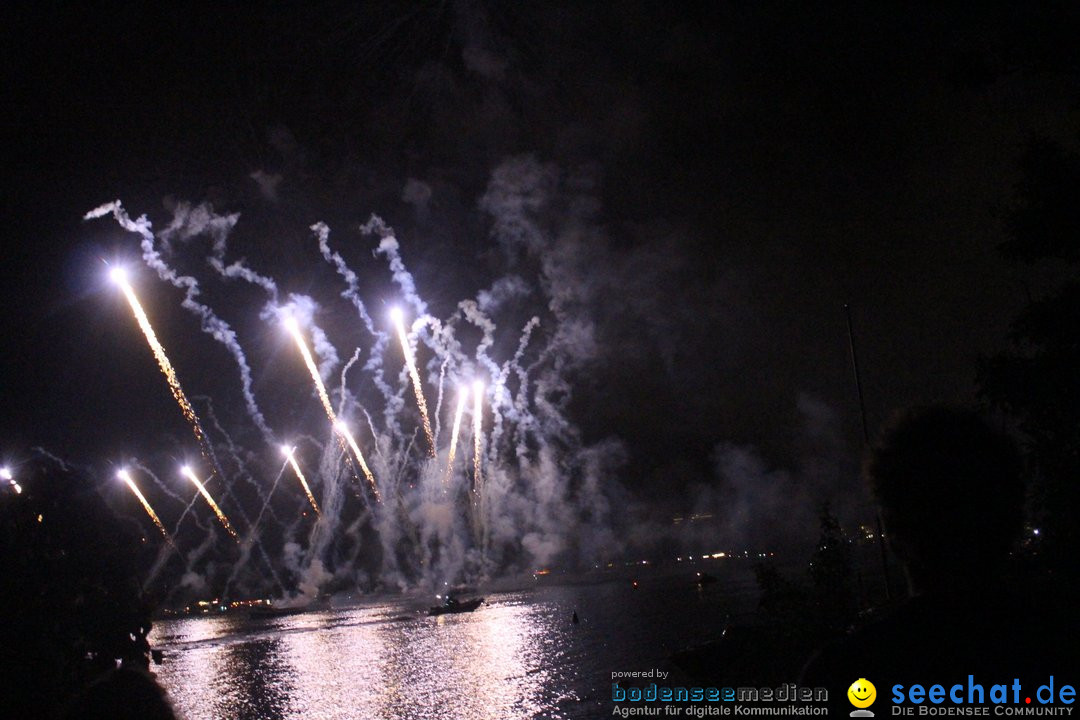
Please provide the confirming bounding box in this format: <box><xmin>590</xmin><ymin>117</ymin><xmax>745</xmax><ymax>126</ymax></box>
<box><xmin>151</xmin><ymin>575</ymin><xmax>755</xmax><ymax>719</ymax></box>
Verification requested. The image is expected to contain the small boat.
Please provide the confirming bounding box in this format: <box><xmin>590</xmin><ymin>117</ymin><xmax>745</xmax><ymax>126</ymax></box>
<box><xmin>249</xmin><ymin>604</ymin><xmax>313</xmax><ymax>618</ymax></box>
<box><xmin>428</xmin><ymin>597</ymin><xmax>484</xmax><ymax>616</ymax></box>
<box><xmin>249</xmin><ymin>596</ymin><xmax>331</xmax><ymax>618</ymax></box>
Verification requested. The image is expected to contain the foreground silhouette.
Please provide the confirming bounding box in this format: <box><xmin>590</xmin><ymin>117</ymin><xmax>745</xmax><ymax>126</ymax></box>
<box><xmin>802</xmin><ymin>406</ymin><xmax>1077</xmax><ymax>703</ymax></box>
<box><xmin>62</xmin><ymin>667</ymin><xmax>177</xmax><ymax>720</ymax></box>
<box><xmin>0</xmin><ymin>457</ymin><xmax>173</xmax><ymax>719</ymax></box>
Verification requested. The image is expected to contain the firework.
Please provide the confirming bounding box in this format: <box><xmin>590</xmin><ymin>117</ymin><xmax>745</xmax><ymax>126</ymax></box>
<box><xmin>285</xmin><ymin>316</ymin><xmax>378</xmax><ymax>497</ymax></box>
<box><xmin>117</xmin><ymin>469</ymin><xmax>174</xmax><ymax>545</ymax></box>
<box><xmin>282</xmin><ymin>445</ymin><xmax>320</xmax><ymax>515</ymax></box>
<box><xmin>110</xmin><ymin>267</ymin><xmax>218</xmax><ymax>474</ymax></box>
<box><xmin>444</xmin><ymin>386</ymin><xmax>468</xmax><ymax>484</ymax></box>
<box><xmin>1</xmin><ymin>466</ymin><xmax>21</xmax><ymax>495</ymax></box>
<box><xmin>335</xmin><ymin>421</ymin><xmax>380</xmax><ymax>501</ymax></box>
<box><xmin>284</xmin><ymin>316</ymin><xmax>336</xmax><ymax>420</ymax></box>
<box><xmin>180</xmin><ymin>465</ymin><xmax>237</xmax><ymax>540</ymax></box>
<box><xmin>89</xmin><ymin>205</ymin><xmax>603</xmax><ymax>597</ymax></box>
<box><xmin>472</xmin><ymin>380</ymin><xmax>484</xmax><ymax>493</ymax></box>
<box><xmin>391</xmin><ymin>307</ymin><xmax>435</xmax><ymax>457</ymax></box>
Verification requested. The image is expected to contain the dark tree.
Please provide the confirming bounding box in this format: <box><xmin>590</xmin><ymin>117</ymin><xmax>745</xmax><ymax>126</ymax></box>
<box><xmin>978</xmin><ymin>138</ymin><xmax>1080</xmax><ymax>586</ymax></box>
<box><xmin>807</xmin><ymin>504</ymin><xmax>856</xmax><ymax>629</ymax></box>
<box><xmin>999</xmin><ymin>138</ymin><xmax>1080</xmax><ymax>264</ymax></box>
<box><xmin>0</xmin><ymin>457</ymin><xmax>159</xmax><ymax>718</ymax></box>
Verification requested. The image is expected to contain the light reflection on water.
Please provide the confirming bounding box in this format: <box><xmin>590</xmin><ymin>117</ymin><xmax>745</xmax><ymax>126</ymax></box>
<box><xmin>151</xmin><ymin>579</ymin><xmax>752</xmax><ymax>720</ymax></box>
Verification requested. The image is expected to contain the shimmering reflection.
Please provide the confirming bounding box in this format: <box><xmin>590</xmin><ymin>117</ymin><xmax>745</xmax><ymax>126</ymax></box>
<box><xmin>384</xmin><ymin>600</ymin><xmax>559</xmax><ymax>719</ymax></box>
<box><xmin>151</xmin><ymin>614</ymin><xmax>295</xmax><ymax>719</ymax></box>
<box><xmin>270</xmin><ymin>598</ymin><xmax>565</xmax><ymax>720</ymax></box>
<box><xmin>151</xmin><ymin>580</ymin><xmax>753</xmax><ymax>720</ymax></box>
<box><xmin>276</xmin><ymin>606</ymin><xmax>389</xmax><ymax>719</ymax></box>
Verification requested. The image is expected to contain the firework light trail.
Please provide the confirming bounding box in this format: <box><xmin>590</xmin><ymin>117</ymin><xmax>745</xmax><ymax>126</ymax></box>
<box><xmin>445</xmin><ymin>386</ymin><xmax>468</xmax><ymax>484</ymax></box>
<box><xmin>284</xmin><ymin>316</ymin><xmax>337</xmax><ymax>420</ymax></box>
<box><xmin>282</xmin><ymin>445</ymin><xmax>320</xmax><ymax>515</ymax></box>
<box><xmin>2</xmin><ymin>467</ymin><xmax>22</xmax><ymax>494</ymax></box>
<box><xmin>284</xmin><ymin>316</ymin><xmax>378</xmax><ymax>496</ymax></box>
<box><xmin>180</xmin><ymin>465</ymin><xmax>237</xmax><ymax>540</ymax></box>
<box><xmin>391</xmin><ymin>307</ymin><xmax>435</xmax><ymax>457</ymax></box>
<box><xmin>335</xmin><ymin>421</ymin><xmax>380</xmax><ymax>501</ymax></box>
<box><xmin>117</xmin><ymin>469</ymin><xmax>174</xmax><ymax>546</ymax></box>
<box><xmin>109</xmin><ymin>267</ymin><xmax>218</xmax><ymax>474</ymax></box>
<box><xmin>472</xmin><ymin>380</ymin><xmax>484</xmax><ymax>494</ymax></box>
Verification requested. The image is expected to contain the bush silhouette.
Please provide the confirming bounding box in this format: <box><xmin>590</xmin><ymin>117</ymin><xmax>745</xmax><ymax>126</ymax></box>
<box><xmin>0</xmin><ymin>457</ymin><xmax>159</xmax><ymax>718</ymax></box>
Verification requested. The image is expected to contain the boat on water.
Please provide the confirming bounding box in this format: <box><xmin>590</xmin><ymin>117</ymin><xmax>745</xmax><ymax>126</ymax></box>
<box><xmin>249</xmin><ymin>604</ymin><xmax>314</xmax><ymax>618</ymax></box>
<box><xmin>428</xmin><ymin>597</ymin><xmax>484</xmax><ymax>616</ymax></box>
<box><xmin>249</xmin><ymin>596</ymin><xmax>331</xmax><ymax>618</ymax></box>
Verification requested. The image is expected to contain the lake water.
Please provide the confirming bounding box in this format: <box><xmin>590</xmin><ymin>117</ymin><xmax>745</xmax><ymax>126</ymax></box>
<box><xmin>150</xmin><ymin>570</ymin><xmax>759</xmax><ymax>719</ymax></box>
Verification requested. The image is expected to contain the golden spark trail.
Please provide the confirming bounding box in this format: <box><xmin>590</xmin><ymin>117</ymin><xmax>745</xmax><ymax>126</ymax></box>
<box><xmin>284</xmin><ymin>317</ymin><xmax>378</xmax><ymax>498</ymax></box>
<box><xmin>111</xmin><ymin>269</ymin><xmax>216</xmax><ymax>471</ymax></box>
<box><xmin>336</xmin><ymin>422</ymin><xmax>380</xmax><ymax>501</ymax></box>
<box><xmin>1</xmin><ymin>467</ymin><xmax>20</xmax><ymax>494</ymax></box>
<box><xmin>444</xmin><ymin>387</ymin><xmax>468</xmax><ymax>484</ymax></box>
<box><xmin>285</xmin><ymin>317</ymin><xmax>336</xmax><ymax>420</ymax></box>
<box><xmin>118</xmin><ymin>469</ymin><xmax>174</xmax><ymax>546</ymax></box>
<box><xmin>472</xmin><ymin>380</ymin><xmax>484</xmax><ymax>494</ymax></box>
<box><xmin>181</xmin><ymin>465</ymin><xmax>238</xmax><ymax>540</ymax></box>
<box><xmin>392</xmin><ymin>308</ymin><xmax>435</xmax><ymax>457</ymax></box>
<box><xmin>282</xmin><ymin>446</ymin><xmax>320</xmax><ymax>515</ymax></box>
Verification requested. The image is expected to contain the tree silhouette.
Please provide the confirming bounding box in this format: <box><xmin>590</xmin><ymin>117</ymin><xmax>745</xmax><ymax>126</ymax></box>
<box><xmin>808</xmin><ymin>504</ymin><xmax>856</xmax><ymax>629</ymax></box>
<box><xmin>0</xmin><ymin>457</ymin><xmax>157</xmax><ymax>718</ymax></box>
<box><xmin>978</xmin><ymin>138</ymin><xmax>1080</xmax><ymax>586</ymax></box>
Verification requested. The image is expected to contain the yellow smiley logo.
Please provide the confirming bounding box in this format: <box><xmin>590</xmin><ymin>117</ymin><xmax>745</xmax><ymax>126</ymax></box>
<box><xmin>848</xmin><ymin>678</ymin><xmax>876</xmax><ymax>708</ymax></box>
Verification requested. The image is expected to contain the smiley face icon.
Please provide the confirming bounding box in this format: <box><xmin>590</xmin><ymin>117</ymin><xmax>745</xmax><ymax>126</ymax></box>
<box><xmin>848</xmin><ymin>678</ymin><xmax>876</xmax><ymax>709</ymax></box>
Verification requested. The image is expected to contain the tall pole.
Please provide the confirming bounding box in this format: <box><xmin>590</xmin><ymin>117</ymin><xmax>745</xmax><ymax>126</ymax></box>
<box><xmin>844</xmin><ymin>303</ymin><xmax>893</xmax><ymax>601</ymax></box>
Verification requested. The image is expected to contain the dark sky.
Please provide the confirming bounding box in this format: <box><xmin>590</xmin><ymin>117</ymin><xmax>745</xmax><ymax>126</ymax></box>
<box><xmin>2</xmin><ymin>2</ymin><xmax>1078</xmax><ymax>517</ymax></box>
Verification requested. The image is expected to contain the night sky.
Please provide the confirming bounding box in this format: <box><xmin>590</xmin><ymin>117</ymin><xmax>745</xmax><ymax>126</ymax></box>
<box><xmin>2</xmin><ymin>3</ymin><xmax>1078</xmax><ymax>536</ymax></box>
